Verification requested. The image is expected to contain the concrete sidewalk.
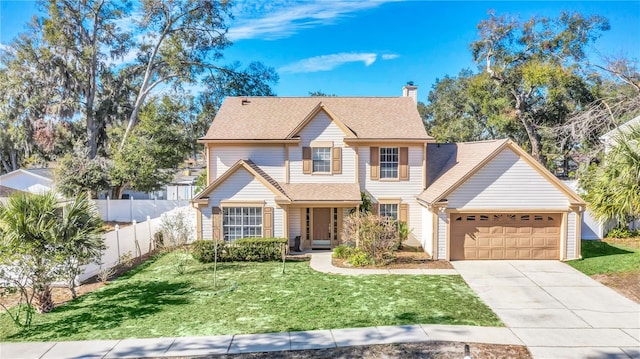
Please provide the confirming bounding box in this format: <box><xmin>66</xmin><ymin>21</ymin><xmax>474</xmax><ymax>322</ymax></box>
<box><xmin>453</xmin><ymin>260</ymin><xmax>640</xmax><ymax>359</ymax></box>
<box><xmin>0</xmin><ymin>324</ymin><xmax>522</xmax><ymax>359</ymax></box>
<box><xmin>309</xmin><ymin>251</ymin><xmax>458</xmax><ymax>275</ymax></box>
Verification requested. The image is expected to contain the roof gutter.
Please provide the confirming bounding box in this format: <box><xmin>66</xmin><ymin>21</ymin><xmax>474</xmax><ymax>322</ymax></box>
<box><xmin>197</xmin><ymin>139</ymin><xmax>302</xmax><ymax>144</ymax></box>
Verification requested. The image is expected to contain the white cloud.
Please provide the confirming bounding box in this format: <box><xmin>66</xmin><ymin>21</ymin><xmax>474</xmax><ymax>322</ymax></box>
<box><xmin>228</xmin><ymin>0</ymin><xmax>397</xmax><ymax>41</ymax></box>
<box><xmin>279</xmin><ymin>52</ymin><xmax>378</xmax><ymax>73</ymax></box>
<box><xmin>381</xmin><ymin>53</ymin><xmax>399</xmax><ymax>60</ymax></box>
<box><xmin>0</xmin><ymin>43</ymin><xmax>11</xmax><ymax>52</ymax></box>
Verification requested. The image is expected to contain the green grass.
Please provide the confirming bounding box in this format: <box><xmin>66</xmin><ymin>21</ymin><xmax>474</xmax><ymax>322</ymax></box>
<box><xmin>568</xmin><ymin>240</ymin><xmax>640</xmax><ymax>275</ymax></box>
<box><xmin>0</xmin><ymin>254</ymin><xmax>501</xmax><ymax>342</ymax></box>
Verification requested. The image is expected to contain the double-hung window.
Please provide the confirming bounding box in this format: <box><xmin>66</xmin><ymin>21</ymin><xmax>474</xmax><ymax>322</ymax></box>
<box><xmin>223</xmin><ymin>207</ymin><xmax>262</xmax><ymax>241</ymax></box>
<box><xmin>312</xmin><ymin>147</ymin><xmax>331</xmax><ymax>173</ymax></box>
<box><xmin>379</xmin><ymin>203</ymin><xmax>398</xmax><ymax>220</ymax></box>
<box><xmin>380</xmin><ymin>147</ymin><xmax>399</xmax><ymax>179</ymax></box>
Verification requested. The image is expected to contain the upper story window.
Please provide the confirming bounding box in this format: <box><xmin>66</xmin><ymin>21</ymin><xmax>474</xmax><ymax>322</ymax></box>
<box><xmin>312</xmin><ymin>147</ymin><xmax>331</xmax><ymax>173</ymax></box>
<box><xmin>380</xmin><ymin>147</ymin><xmax>399</xmax><ymax>179</ymax></box>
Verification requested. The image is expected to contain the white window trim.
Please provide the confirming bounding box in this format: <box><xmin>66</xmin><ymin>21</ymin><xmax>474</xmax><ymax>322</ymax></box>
<box><xmin>312</xmin><ymin>146</ymin><xmax>332</xmax><ymax>174</ymax></box>
<box><xmin>379</xmin><ymin>147</ymin><xmax>399</xmax><ymax>179</ymax></box>
<box><xmin>222</xmin><ymin>206</ymin><xmax>263</xmax><ymax>241</ymax></box>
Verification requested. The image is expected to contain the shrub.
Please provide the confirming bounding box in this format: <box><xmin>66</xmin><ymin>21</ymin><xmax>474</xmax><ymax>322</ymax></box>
<box><xmin>606</xmin><ymin>227</ymin><xmax>639</xmax><ymax>238</ymax></box>
<box><xmin>226</xmin><ymin>238</ymin><xmax>287</xmax><ymax>261</ymax></box>
<box><xmin>192</xmin><ymin>240</ymin><xmax>224</xmax><ymax>263</ymax></box>
<box><xmin>192</xmin><ymin>238</ymin><xmax>287</xmax><ymax>262</ymax></box>
<box><xmin>347</xmin><ymin>248</ymin><xmax>371</xmax><ymax>266</ymax></box>
<box><xmin>343</xmin><ymin>212</ymin><xmax>398</xmax><ymax>265</ymax></box>
<box><xmin>333</xmin><ymin>244</ymin><xmax>354</xmax><ymax>259</ymax></box>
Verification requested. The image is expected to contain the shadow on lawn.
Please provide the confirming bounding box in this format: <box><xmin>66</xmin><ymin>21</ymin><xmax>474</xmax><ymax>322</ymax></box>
<box><xmin>8</xmin><ymin>280</ymin><xmax>191</xmax><ymax>341</ymax></box>
<box><xmin>581</xmin><ymin>241</ymin><xmax>634</xmax><ymax>259</ymax></box>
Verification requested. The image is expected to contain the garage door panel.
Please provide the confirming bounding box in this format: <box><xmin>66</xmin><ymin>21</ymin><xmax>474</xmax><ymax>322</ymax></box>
<box><xmin>464</xmin><ymin>249</ymin><xmax>478</xmax><ymax>259</ymax></box>
<box><xmin>477</xmin><ymin>249</ymin><xmax>491</xmax><ymax>259</ymax></box>
<box><xmin>490</xmin><ymin>237</ymin><xmax>504</xmax><ymax>246</ymax></box>
<box><xmin>517</xmin><ymin>238</ymin><xmax>532</xmax><ymax>246</ymax></box>
<box><xmin>478</xmin><ymin>237</ymin><xmax>492</xmax><ymax>246</ymax></box>
<box><xmin>451</xmin><ymin>213</ymin><xmax>561</xmax><ymax>260</ymax></box>
<box><xmin>505</xmin><ymin>227</ymin><xmax>518</xmax><ymax>234</ymax></box>
<box><xmin>532</xmin><ymin>237</ymin><xmax>546</xmax><ymax>246</ymax></box>
<box><xmin>517</xmin><ymin>249</ymin><xmax>532</xmax><ymax>259</ymax></box>
<box><xmin>491</xmin><ymin>248</ymin><xmax>505</xmax><ymax>259</ymax></box>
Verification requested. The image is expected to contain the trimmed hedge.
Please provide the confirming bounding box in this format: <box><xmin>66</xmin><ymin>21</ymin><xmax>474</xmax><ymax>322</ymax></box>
<box><xmin>192</xmin><ymin>238</ymin><xmax>288</xmax><ymax>263</ymax></box>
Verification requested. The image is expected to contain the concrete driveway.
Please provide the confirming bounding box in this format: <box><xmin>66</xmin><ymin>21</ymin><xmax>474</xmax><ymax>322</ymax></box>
<box><xmin>452</xmin><ymin>260</ymin><xmax>640</xmax><ymax>359</ymax></box>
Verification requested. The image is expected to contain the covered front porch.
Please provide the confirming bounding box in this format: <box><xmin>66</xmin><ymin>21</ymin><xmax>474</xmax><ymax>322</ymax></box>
<box><xmin>284</xmin><ymin>205</ymin><xmax>357</xmax><ymax>251</ymax></box>
<box><xmin>277</xmin><ymin>182</ymin><xmax>362</xmax><ymax>251</ymax></box>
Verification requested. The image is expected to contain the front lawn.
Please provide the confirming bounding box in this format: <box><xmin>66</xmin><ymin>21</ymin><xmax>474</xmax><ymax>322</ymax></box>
<box><xmin>568</xmin><ymin>239</ymin><xmax>640</xmax><ymax>303</ymax></box>
<box><xmin>568</xmin><ymin>240</ymin><xmax>640</xmax><ymax>275</ymax></box>
<box><xmin>0</xmin><ymin>254</ymin><xmax>501</xmax><ymax>341</ymax></box>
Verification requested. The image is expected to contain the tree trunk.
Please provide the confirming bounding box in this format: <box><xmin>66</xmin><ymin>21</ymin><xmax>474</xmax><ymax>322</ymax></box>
<box><xmin>521</xmin><ymin>117</ymin><xmax>545</xmax><ymax>164</ymax></box>
<box><xmin>34</xmin><ymin>284</ymin><xmax>55</xmax><ymax>313</ymax></box>
<box><xmin>68</xmin><ymin>283</ymin><xmax>77</xmax><ymax>300</ymax></box>
<box><xmin>87</xmin><ymin>117</ymin><xmax>98</xmax><ymax>160</ymax></box>
<box><xmin>111</xmin><ymin>185</ymin><xmax>126</xmax><ymax>199</ymax></box>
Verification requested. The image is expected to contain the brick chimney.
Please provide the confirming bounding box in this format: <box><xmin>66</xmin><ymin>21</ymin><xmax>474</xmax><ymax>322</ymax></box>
<box><xmin>402</xmin><ymin>81</ymin><xmax>418</xmax><ymax>104</ymax></box>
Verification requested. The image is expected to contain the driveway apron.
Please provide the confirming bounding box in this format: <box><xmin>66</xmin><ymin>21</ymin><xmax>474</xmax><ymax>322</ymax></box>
<box><xmin>453</xmin><ymin>260</ymin><xmax>640</xmax><ymax>359</ymax></box>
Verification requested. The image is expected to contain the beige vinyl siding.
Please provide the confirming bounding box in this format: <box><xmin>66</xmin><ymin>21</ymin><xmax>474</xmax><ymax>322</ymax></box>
<box><xmin>201</xmin><ymin>207</ymin><xmax>212</xmax><ymax>240</ymax></box>
<box><xmin>446</xmin><ymin>148</ymin><xmax>570</xmax><ymax>209</ymax></box>
<box><xmin>204</xmin><ymin>168</ymin><xmax>283</xmax><ymax>238</ymax></box>
<box><xmin>567</xmin><ymin>212</ymin><xmax>577</xmax><ymax>259</ymax></box>
<box><xmin>210</xmin><ymin>145</ymin><xmax>285</xmax><ymax>182</ymax></box>
<box><xmin>359</xmin><ymin>145</ymin><xmax>424</xmax><ymax>241</ymax></box>
<box><xmin>289</xmin><ymin>207</ymin><xmax>301</xmax><ymax>242</ymax></box>
<box><xmin>289</xmin><ymin>112</ymin><xmax>356</xmax><ymax>183</ymax></box>
<box><xmin>437</xmin><ymin>212</ymin><xmax>447</xmax><ymax>259</ymax></box>
<box><xmin>421</xmin><ymin>206</ymin><xmax>434</xmax><ymax>256</ymax></box>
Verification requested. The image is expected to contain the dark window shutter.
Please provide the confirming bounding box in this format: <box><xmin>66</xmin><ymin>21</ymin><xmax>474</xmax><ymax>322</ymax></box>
<box><xmin>399</xmin><ymin>147</ymin><xmax>409</xmax><ymax>180</ymax></box>
<box><xmin>370</xmin><ymin>147</ymin><xmax>379</xmax><ymax>180</ymax></box>
<box><xmin>332</xmin><ymin>147</ymin><xmax>342</xmax><ymax>174</ymax></box>
<box><xmin>302</xmin><ymin>147</ymin><xmax>312</xmax><ymax>174</ymax></box>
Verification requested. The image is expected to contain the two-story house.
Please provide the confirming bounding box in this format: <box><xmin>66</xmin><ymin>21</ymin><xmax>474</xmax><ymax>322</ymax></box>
<box><xmin>193</xmin><ymin>86</ymin><xmax>585</xmax><ymax>261</ymax></box>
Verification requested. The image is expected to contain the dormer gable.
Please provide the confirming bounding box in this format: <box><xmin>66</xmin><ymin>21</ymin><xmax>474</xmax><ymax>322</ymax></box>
<box><xmin>286</xmin><ymin>102</ymin><xmax>357</xmax><ymax>140</ymax></box>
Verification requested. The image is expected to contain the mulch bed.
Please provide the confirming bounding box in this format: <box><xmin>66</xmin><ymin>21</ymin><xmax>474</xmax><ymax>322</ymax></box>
<box><xmin>592</xmin><ymin>270</ymin><xmax>640</xmax><ymax>303</ymax></box>
<box><xmin>332</xmin><ymin>249</ymin><xmax>454</xmax><ymax>269</ymax></box>
<box><xmin>172</xmin><ymin>341</ymin><xmax>531</xmax><ymax>359</ymax></box>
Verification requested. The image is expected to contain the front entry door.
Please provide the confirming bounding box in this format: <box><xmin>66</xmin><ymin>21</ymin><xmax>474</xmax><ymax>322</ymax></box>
<box><xmin>313</xmin><ymin>208</ymin><xmax>331</xmax><ymax>248</ymax></box>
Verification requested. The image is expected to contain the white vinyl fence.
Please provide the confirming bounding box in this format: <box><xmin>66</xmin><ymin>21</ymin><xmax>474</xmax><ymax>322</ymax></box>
<box><xmin>79</xmin><ymin>206</ymin><xmax>196</xmax><ymax>282</ymax></box>
<box><xmin>93</xmin><ymin>198</ymin><xmax>190</xmax><ymax>222</ymax></box>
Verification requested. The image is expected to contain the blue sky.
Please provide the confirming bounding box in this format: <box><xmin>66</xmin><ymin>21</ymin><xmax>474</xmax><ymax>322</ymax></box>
<box><xmin>1</xmin><ymin>1</ymin><xmax>639</xmax><ymax>102</ymax></box>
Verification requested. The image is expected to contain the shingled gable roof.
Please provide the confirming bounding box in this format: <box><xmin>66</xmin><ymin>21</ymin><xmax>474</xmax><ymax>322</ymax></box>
<box><xmin>192</xmin><ymin>160</ymin><xmax>363</xmax><ymax>204</ymax></box>
<box><xmin>418</xmin><ymin>139</ymin><xmax>584</xmax><ymax>206</ymax></box>
<box><xmin>192</xmin><ymin>159</ymin><xmax>288</xmax><ymax>202</ymax></box>
<box><xmin>281</xmin><ymin>183</ymin><xmax>361</xmax><ymax>202</ymax></box>
<box><xmin>200</xmin><ymin>97</ymin><xmax>432</xmax><ymax>141</ymax></box>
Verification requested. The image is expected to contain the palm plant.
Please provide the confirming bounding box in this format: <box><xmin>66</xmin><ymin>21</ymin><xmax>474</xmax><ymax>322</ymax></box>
<box><xmin>0</xmin><ymin>192</ymin><xmax>105</xmax><ymax>320</ymax></box>
<box><xmin>0</xmin><ymin>193</ymin><xmax>59</xmax><ymax>315</ymax></box>
<box><xmin>56</xmin><ymin>193</ymin><xmax>104</xmax><ymax>299</ymax></box>
<box><xmin>584</xmin><ymin>124</ymin><xmax>640</xmax><ymax>228</ymax></box>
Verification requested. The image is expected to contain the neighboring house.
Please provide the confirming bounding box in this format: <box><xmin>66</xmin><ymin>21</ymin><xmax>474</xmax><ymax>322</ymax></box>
<box><xmin>0</xmin><ymin>168</ymin><xmax>54</xmax><ymax>195</ymax></box>
<box><xmin>193</xmin><ymin>86</ymin><xmax>586</xmax><ymax>261</ymax></box>
<box><xmin>166</xmin><ymin>168</ymin><xmax>203</xmax><ymax>200</ymax></box>
<box><xmin>600</xmin><ymin>114</ymin><xmax>640</xmax><ymax>153</ymax></box>
<box><xmin>96</xmin><ymin>168</ymin><xmax>203</xmax><ymax>200</ymax></box>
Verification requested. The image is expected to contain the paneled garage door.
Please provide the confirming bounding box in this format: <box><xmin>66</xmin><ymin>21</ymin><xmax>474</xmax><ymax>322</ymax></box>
<box><xmin>450</xmin><ymin>213</ymin><xmax>561</xmax><ymax>260</ymax></box>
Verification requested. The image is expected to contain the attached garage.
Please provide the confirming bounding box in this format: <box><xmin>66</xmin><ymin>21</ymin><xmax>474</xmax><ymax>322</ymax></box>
<box><xmin>449</xmin><ymin>213</ymin><xmax>561</xmax><ymax>260</ymax></box>
<box><xmin>418</xmin><ymin>139</ymin><xmax>585</xmax><ymax>261</ymax></box>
